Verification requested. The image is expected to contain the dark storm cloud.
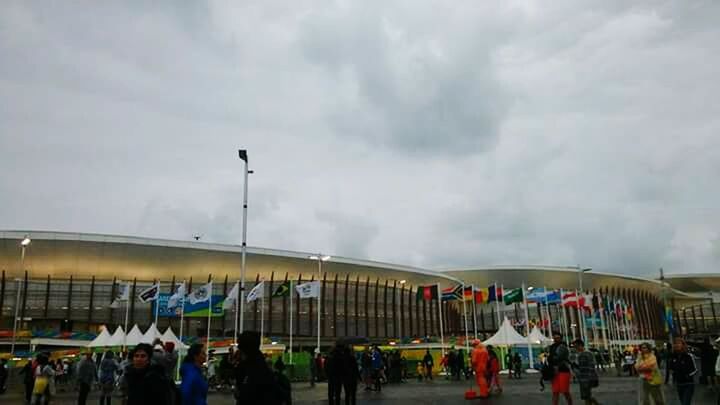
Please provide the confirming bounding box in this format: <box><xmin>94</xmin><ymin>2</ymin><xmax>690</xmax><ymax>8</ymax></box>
<box><xmin>1</xmin><ymin>1</ymin><xmax>720</xmax><ymax>278</ymax></box>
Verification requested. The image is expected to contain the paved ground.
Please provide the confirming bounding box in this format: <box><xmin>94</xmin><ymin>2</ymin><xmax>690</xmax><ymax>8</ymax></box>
<box><xmin>1</xmin><ymin>375</ymin><xmax>718</xmax><ymax>404</ymax></box>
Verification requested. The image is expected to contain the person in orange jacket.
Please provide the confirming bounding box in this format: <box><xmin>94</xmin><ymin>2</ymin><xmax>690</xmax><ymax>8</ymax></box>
<box><xmin>471</xmin><ymin>340</ymin><xmax>489</xmax><ymax>398</ymax></box>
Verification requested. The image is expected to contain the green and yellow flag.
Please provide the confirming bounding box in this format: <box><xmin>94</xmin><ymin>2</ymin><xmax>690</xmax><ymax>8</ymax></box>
<box><xmin>503</xmin><ymin>288</ymin><xmax>523</xmax><ymax>305</ymax></box>
<box><xmin>272</xmin><ymin>281</ymin><xmax>291</xmax><ymax>297</ymax></box>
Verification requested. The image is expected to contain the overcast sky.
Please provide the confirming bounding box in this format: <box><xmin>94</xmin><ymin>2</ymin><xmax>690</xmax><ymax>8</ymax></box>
<box><xmin>1</xmin><ymin>1</ymin><xmax>719</xmax><ymax>277</ymax></box>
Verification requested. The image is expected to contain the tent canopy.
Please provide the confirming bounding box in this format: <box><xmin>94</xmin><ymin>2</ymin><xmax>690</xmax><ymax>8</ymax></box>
<box><xmin>142</xmin><ymin>323</ymin><xmax>162</xmax><ymax>344</ymax></box>
<box><xmin>528</xmin><ymin>327</ymin><xmax>552</xmax><ymax>345</ymax></box>
<box><xmin>88</xmin><ymin>327</ymin><xmax>112</xmax><ymax>348</ymax></box>
<box><xmin>160</xmin><ymin>327</ymin><xmax>188</xmax><ymax>350</ymax></box>
<box><xmin>125</xmin><ymin>325</ymin><xmax>145</xmax><ymax>347</ymax></box>
<box><xmin>483</xmin><ymin>317</ymin><xmax>528</xmax><ymax>346</ymax></box>
<box><xmin>106</xmin><ymin>326</ymin><xmax>126</xmax><ymax>347</ymax></box>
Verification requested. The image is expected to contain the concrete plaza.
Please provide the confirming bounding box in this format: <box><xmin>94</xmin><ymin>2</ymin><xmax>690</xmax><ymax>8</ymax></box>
<box><xmin>1</xmin><ymin>375</ymin><xmax>717</xmax><ymax>404</ymax></box>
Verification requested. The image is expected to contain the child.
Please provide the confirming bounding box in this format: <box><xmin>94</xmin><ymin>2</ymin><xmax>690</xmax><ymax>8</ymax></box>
<box><xmin>416</xmin><ymin>362</ymin><xmax>424</xmax><ymax>382</ymax></box>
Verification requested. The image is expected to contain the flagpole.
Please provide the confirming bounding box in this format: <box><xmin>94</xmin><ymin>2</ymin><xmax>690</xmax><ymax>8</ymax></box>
<box><xmin>177</xmin><ymin>282</ymin><xmax>186</xmax><ymax>382</ymax></box>
<box><xmin>154</xmin><ymin>282</ymin><xmax>160</xmax><ymax>328</ymax></box>
<box><xmin>234</xmin><ymin>280</ymin><xmax>240</xmax><ymax>344</ymax></box>
<box><xmin>238</xmin><ymin>149</ymin><xmax>250</xmax><ymax>335</ymax></box>
<box><xmin>521</xmin><ymin>283</ymin><xmax>534</xmax><ymax>370</ymax></box>
<box><xmin>289</xmin><ymin>280</ymin><xmax>293</xmax><ymax>365</ymax></box>
<box><xmin>472</xmin><ymin>287</ymin><xmax>478</xmax><ymax>340</ymax></box>
<box><xmin>437</xmin><ymin>283</ymin><xmax>445</xmax><ymax>356</ymax></box>
<box><xmin>462</xmin><ymin>283</ymin><xmax>470</xmax><ymax>354</ymax></box>
<box><xmin>206</xmin><ymin>280</ymin><xmax>213</xmax><ymax>361</ymax></box>
<box><xmin>542</xmin><ymin>286</ymin><xmax>550</xmax><ymax>337</ymax></box>
<box><xmin>260</xmin><ymin>288</ymin><xmax>265</xmax><ymax>348</ymax></box>
<box><xmin>496</xmin><ymin>283</ymin><xmax>502</xmax><ymax>328</ymax></box>
<box><xmin>597</xmin><ymin>290</ymin><xmax>612</xmax><ymax>367</ymax></box>
<box><xmin>124</xmin><ymin>285</ymin><xmax>130</xmax><ymax>350</ymax></box>
<box><xmin>317</xmin><ymin>259</ymin><xmax>322</xmax><ymax>353</ymax></box>
<box><xmin>560</xmin><ymin>289</ymin><xmax>571</xmax><ymax>345</ymax></box>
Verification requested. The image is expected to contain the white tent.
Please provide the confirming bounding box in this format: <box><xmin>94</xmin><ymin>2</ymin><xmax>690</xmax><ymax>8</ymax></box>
<box><xmin>160</xmin><ymin>327</ymin><xmax>188</xmax><ymax>350</ymax></box>
<box><xmin>106</xmin><ymin>326</ymin><xmax>126</xmax><ymax>347</ymax></box>
<box><xmin>88</xmin><ymin>327</ymin><xmax>112</xmax><ymax>347</ymax></box>
<box><xmin>528</xmin><ymin>327</ymin><xmax>552</xmax><ymax>345</ymax></box>
<box><xmin>483</xmin><ymin>317</ymin><xmax>528</xmax><ymax>346</ymax></box>
<box><xmin>125</xmin><ymin>325</ymin><xmax>145</xmax><ymax>346</ymax></box>
<box><xmin>142</xmin><ymin>323</ymin><xmax>162</xmax><ymax>344</ymax></box>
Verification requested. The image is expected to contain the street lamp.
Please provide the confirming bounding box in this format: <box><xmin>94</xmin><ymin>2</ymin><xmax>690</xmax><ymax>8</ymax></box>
<box><xmin>237</xmin><ymin>149</ymin><xmax>253</xmax><ymax>340</ymax></box>
<box><xmin>12</xmin><ymin>236</ymin><xmax>30</xmax><ymax>355</ymax></box>
<box><xmin>309</xmin><ymin>254</ymin><xmax>330</xmax><ymax>352</ymax></box>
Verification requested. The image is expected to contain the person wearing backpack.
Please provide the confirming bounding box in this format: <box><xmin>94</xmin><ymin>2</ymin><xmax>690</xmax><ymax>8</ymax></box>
<box><xmin>573</xmin><ymin>340</ymin><xmax>599</xmax><ymax>405</ymax></box>
<box><xmin>180</xmin><ymin>343</ymin><xmax>208</xmax><ymax>405</ymax></box>
<box><xmin>98</xmin><ymin>351</ymin><xmax>119</xmax><ymax>405</ymax></box>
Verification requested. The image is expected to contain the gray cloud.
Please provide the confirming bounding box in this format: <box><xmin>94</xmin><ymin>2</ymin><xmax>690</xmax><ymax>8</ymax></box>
<box><xmin>1</xmin><ymin>1</ymin><xmax>720</xmax><ymax>279</ymax></box>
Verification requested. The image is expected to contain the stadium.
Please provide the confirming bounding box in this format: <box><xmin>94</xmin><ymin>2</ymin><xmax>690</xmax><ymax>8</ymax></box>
<box><xmin>0</xmin><ymin>230</ymin><xmax>712</xmax><ymax>352</ymax></box>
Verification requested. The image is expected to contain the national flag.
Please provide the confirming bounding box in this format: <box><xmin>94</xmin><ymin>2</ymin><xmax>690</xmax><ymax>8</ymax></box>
<box><xmin>442</xmin><ymin>285</ymin><xmax>463</xmax><ymax>301</ymax></box>
<box><xmin>187</xmin><ymin>282</ymin><xmax>213</xmax><ymax>305</ymax></box>
<box><xmin>296</xmin><ymin>281</ymin><xmax>321</xmax><ymax>298</ymax></box>
<box><xmin>246</xmin><ymin>281</ymin><xmax>265</xmax><ymax>303</ymax></box>
<box><xmin>110</xmin><ymin>282</ymin><xmax>130</xmax><ymax>308</ymax></box>
<box><xmin>664</xmin><ymin>306</ymin><xmax>676</xmax><ymax>334</ymax></box>
<box><xmin>138</xmin><ymin>282</ymin><xmax>161</xmax><ymax>303</ymax></box>
<box><xmin>582</xmin><ymin>293</ymin><xmax>594</xmax><ymax>308</ymax></box>
<box><xmin>167</xmin><ymin>282</ymin><xmax>186</xmax><ymax>309</ymax></box>
<box><xmin>474</xmin><ymin>287</ymin><xmax>489</xmax><ymax>304</ymax></box>
<box><xmin>462</xmin><ymin>286</ymin><xmax>474</xmax><ymax>301</ymax></box>
<box><xmin>562</xmin><ymin>291</ymin><xmax>582</xmax><ymax>307</ymax></box>
<box><xmin>545</xmin><ymin>290</ymin><xmax>561</xmax><ymax>304</ymax></box>
<box><xmin>488</xmin><ymin>285</ymin><xmax>503</xmax><ymax>302</ymax></box>
<box><xmin>416</xmin><ymin>285</ymin><xmax>439</xmax><ymax>301</ymax></box>
<box><xmin>526</xmin><ymin>288</ymin><xmax>547</xmax><ymax>303</ymax></box>
<box><xmin>223</xmin><ymin>282</ymin><xmax>240</xmax><ymax>309</ymax></box>
<box><xmin>503</xmin><ymin>288</ymin><xmax>522</xmax><ymax>305</ymax></box>
<box><xmin>272</xmin><ymin>281</ymin><xmax>291</xmax><ymax>298</ymax></box>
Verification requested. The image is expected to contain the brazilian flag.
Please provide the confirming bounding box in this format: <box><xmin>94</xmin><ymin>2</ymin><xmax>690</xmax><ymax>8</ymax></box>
<box><xmin>272</xmin><ymin>281</ymin><xmax>291</xmax><ymax>297</ymax></box>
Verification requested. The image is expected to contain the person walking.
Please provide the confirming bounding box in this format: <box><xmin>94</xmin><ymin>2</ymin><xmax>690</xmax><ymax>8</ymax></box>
<box><xmin>76</xmin><ymin>352</ymin><xmax>96</xmax><ymax>405</ymax></box>
<box><xmin>233</xmin><ymin>331</ymin><xmax>278</xmax><ymax>404</ymax></box>
<box><xmin>0</xmin><ymin>358</ymin><xmax>8</xmax><ymax>394</ymax></box>
<box><xmin>180</xmin><ymin>343</ymin><xmax>208</xmax><ymax>405</ymax></box>
<box><xmin>487</xmin><ymin>346</ymin><xmax>502</xmax><ymax>394</ymax></box>
<box><xmin>325</xmin><ymin>344</ymin><xmax>343</xmax><ymax>405</ymax></box>
<box><xmin>505</xmin><ymin>349</ymin><xmax>514</xmax><ymax>379</ymax></box>
<box><xmin>573</xmin><ymin>340</ymin><xmax>599</xmax><ymax>405</ymax></box>
<box><xmin>548</xmin><ymin>332</ymin><xmax>572</xmax><ymax>405</ymax></box>
<box><xmin>668</xmin><ymin>337</ymin><xmax>697</xmax><ymax>405</ymax></box>
<box><xmin>635</xmin><ymin>343</ymin><xmax>665</xmax><ymax>405</ymax></box>
<box><xmin>20</xmin><ymin>358</ymin><xmax>35</xmax><ymax>404</ymax></box>
<box><xmin>340</xmin><ymin>345</ymin><xmax>360</xmax><ymax>405</ymax></box>
<box><xmin>371</xmin><ymin>346</ymin><xmax>384</xmax><ymax>391</ymax></box>
<box><xmin>700</xmin><ymin>338</ymin><xmax>718</xmax><ymax>388</ymax></box>
<box><xmin>98</xmin><ymin>351</ymin><xmax>119</xmax><ymax>405</ymax></box>
<box><xmin>422</xmin><ymin>350</ymin><xmax>434</xmax><ymax>381</ymax></box>
<box><xmin>121</xmin><ymin>343</ymin><xmax>173</xmax><ymax>405</ymax></box>
<box><xmin>31</xmin><ymin>355</ymin><xmax>55</xmax><ymax>405</ymax></box>
<box><xmin>471</xmin><ymin>340</ymin><xmax>489</xmax><ymax>399</ymax></box>
<box><xmin>513</xmin><ymin>352</ymin><xmax>523</xmax><ymax>379</ymax></box>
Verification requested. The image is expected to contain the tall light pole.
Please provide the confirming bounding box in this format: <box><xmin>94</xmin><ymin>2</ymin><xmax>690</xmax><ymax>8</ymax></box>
<box><xmin>11</xmin><ymin>235</ymin><xmax>31</xmax><ymax>355</ymax></box>
<box><xmin>309</xmin><ymin>254</ymin><xmax>330</xmax><ymax>352</ymax></box>
<box><xmin>237</xmin><ymin>150</ymin><xmax>252</xmax><ymax>338</ymax></box>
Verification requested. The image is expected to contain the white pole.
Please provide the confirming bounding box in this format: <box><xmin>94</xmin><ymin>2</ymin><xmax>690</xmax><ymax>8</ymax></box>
<box><xmin>495</xmin><ymin>283</ymin><xmax>502</xmax><ymax>327</ymax></box>
<box><xmin>10</xmin><ymin>278</ymin><xmax>22</xmax><ymax>355</ymax></box>
<box><xmin>289</xmin><ymin>280</ymin><xmax>294</xmax><ymax>365</ymax></box>
<box><xmin>124</xmin><ymin>285</ymin><xmax>130</xmax><ymax>349</ymax></box>
<box><xmin>238</xmin><ymin>150</ymin><xmax>250</xmax><ymax>335</ymax></box>
<box><xmin>260</xmin><ymin>288</ymin><xmax>265</xmax><ymax>347</ymax></box>
<box><xmin>597</xmin><ymin>290</ymin><xmax>612</xmax><ymax>366</ymax></box>
<box><xmin>234</xmin><ymin>280</ymin><xmax>239</xmax><ymax>344</ymax></box>
<box><xmin>543</xmin><ymin>286</ymin><xmax>550</xmax><ymax>338</ymax></box>
<box><xmin>522</xmin><ymin>283</ymin><xmax>534</xmax><ymax>370</ymax></box>
<box><xmin>574</xmin><ymin>289</ymin><xmax>582</xmax><ymax>342</ymax></box>
<box><xmin>317</xmin><ymin>258</ymin><xmax>322</xmax><ymax>352</ymax></box>
<box><xmin>561</xmin><ymin>289</ymin><xmax>572</xmax><ymax>345</ymax></box>
<box><xmin>472</xmin><ymin>287</ymin><xmax>479</xmax><ymax>340</ymax></box>
<box><xmin>437</xmin><ymin>283</ymin><xmax>445</xmax><ymax>356</ymax></box>
<box><xmin>179</xmin><ymin>283</ymin><xmax>185</xmax><ymax>345</ymax></box>
<box><xmin>206</xmin><ymin>281</ymin><xmax>213</xmax><ymax>361</ymax></box>
<box><xmin>462</xmin><ymin>284</ymin><xmax>470</xmax><ymax>354</ymax></box>
<box><xmin>154</xmin><ymin>282</ymin><xmax>160</xmax><ymax>328</ymax></box>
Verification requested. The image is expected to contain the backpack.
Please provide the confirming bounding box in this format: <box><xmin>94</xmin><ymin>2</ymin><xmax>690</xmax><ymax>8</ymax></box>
<box><xmin>540</xmin><ymin>363</ymin><xmax>555</xmax><ymax>382</ymax></box>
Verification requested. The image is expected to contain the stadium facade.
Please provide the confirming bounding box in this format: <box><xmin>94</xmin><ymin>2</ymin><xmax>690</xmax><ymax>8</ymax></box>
<box><xmin>0</xmin><ymin>230</ymin><xmax>711</xmax><ymax>349</ymax></box>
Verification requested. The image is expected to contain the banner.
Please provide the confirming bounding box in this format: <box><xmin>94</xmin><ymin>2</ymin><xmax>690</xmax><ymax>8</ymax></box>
<box><xmin>153</xmin><ymin>293</ymin><xmax>224</xmax><ymax>318</ymax></box>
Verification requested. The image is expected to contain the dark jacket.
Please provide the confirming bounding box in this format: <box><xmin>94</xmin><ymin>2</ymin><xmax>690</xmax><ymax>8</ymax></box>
<box><xmin>77</xmin><ymin>358</ymin><xmax>97</xmax><ymax>385</ymax></box>
<box><xmin>124</xmin><ymin>364</ymin><xmax>173</xmax><ymax>405</ymax></box>
<box><xmin>668</xmin><ymin>352</ymin><xmax>697</xmax><ymax>385</ymax></box>
<box><xmin>180</xmin><ymin>362</ymin><xmax>208</xmax><ymax>405</ymax></box>
<box><xmin>548</xmin><ymin>342</ymin><xmax>570</xmax><ymax>372</ymax></box>
<box><xmin>235</xmin><ymin>353</ymin><xmax>278</xmax><ymax>405</ymax></box>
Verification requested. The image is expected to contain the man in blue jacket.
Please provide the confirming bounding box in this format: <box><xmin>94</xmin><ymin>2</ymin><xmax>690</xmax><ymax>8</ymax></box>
<box><xmin>180</xmin><ymin>343</ymin><xmax>209</xmax><ymax>405</ymax></box>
